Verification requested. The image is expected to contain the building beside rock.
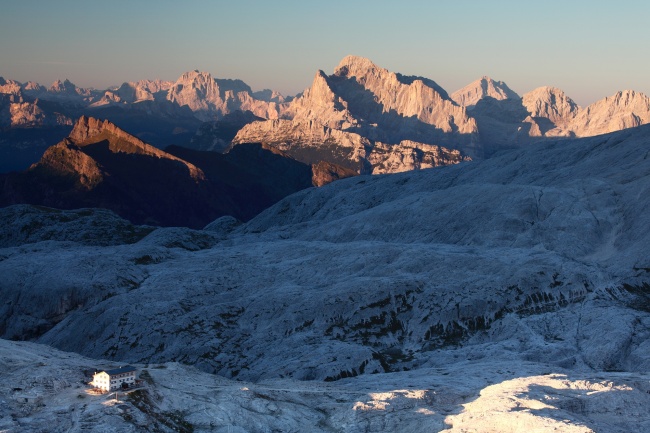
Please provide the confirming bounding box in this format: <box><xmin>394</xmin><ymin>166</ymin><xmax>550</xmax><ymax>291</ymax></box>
<box><xmin>91</xmin><ymin>366</ymin><xmax>137</xmax><ymax>392</ymax></box>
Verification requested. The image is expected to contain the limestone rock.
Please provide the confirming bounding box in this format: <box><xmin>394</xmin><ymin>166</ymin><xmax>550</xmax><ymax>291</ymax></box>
<box><xmin>283</xmin><ymin>55</ymin><xmax>478</xmax><ymax>141</ymax></box>
<box><xmin>45</xmin><ymin>79</ymin><xmax>99</xmax><ymax>104</ymax></box>
<box><xmin>22</xmin><ymin>81</ymin><xmax>45</xmax><ymax>93</ymax></box>
<box><xmin>368</xmin><ymin>140</ymin><xmax>468</xmax><ymax>175</ymax></box>
<box><xmin>522</xmin><ymin>86</ymin><xmax>580</xmax><ymax>132</ymax></box>
<box><xmin>8</xmin><ymin>100</ymin><xmax>73</xmax><ymax>128</ymax></box>
<box><xmin>311</xmin><ymin>160</ymin><xmax>356</xmax><ymax>186</ymax></box>
<box><xmin>233</xmin><ymin>119</ymin><xmax>370</xmax><ymax>172</ymax></box>
<box><xmin>36</xmin><ymin>140</ymin><xmax>104</xmax><ymax>189</ymax></box>
<box><xmin>166</xmin><ymin>70</ymin><xmax>286</xmax><ymax>121</ymax></box>
<box><xmin>68</xmin><ymin>115</ymin><xmax>204</xmax><ymax>180</ymax></box>
<box><xmin>3</xmin><ymin>124</ymin><xmax>650</xmax><ymax>386</ymax></box>
<box><xmin>571</xmin><ymin>90</ymin><xmax>650</xmax><ymax>136</ymax></box>
<box><xmin>451</xmin><ymin>76</ymin><xmax>519</xmax><ymax>108</ymax></box>
<box><xmin>0</xmin><ymin>77</ymin><xmax>22</xmax><ymax>95</ymax></box>
<box><xmin>285</xmin><ymin>70</ymin><xmax>357</xmax><ymax>130</ymax></box>
<box><xmin>0</xmin><ymin>205</ymin><xmax>153</xmax><ymax>248</ymax></box>
<box><xmin>234</xmin><ymin>56</ymin><xmax>479</xmax><ymax>174</ymax></box>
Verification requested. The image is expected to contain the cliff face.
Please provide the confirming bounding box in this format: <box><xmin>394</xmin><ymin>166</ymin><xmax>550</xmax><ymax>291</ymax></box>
<box><xmin>311</xmin><ymin>160</ymin><xmax>357</xmax><ymax>187</ymax></box>
<box><xmin>330</xmin><ymin>55</ymin><xmax>477</xmax><ymax>136</ymax></box>
<box><xmin>451</xmin><ymin>76</ymin><xmax>519</xmax><ymax>108</ymax></box>
<box><xmin>368</xmin><ymin>140</ymin><xmax>468</xmax><ymax>175</ymax></box>
<box><xmin>233</xmin><ymin>118</ymin><xmax>467</xmax><ymax>175</ymax></box>
<box><xmin>166</xmin><ymin>70</ymin><xmax>286</xmax><ymax>121</ymax></box>
<box><xmin>233</xmin><ymin>56</ymin><xmax>478</xmax><ymax>174</ymax></box>
<box><xmin>281</xmin><ymin>55</ymin><xmax>478</xmax><ymax>141</ymax></box>
<box><xmin>36</xmin><ymin>141</ymin><xmax>104</xmax><ymax>189</ymax></box>
<box><xmin>570</xmin><ymin>90</ymin><xmax>650</xmax><ymax>136</ymax></box>
<box><xmin>69</xmin><ymin>115</ymin><xmax>204</xmax><ymax>180</ymax></box>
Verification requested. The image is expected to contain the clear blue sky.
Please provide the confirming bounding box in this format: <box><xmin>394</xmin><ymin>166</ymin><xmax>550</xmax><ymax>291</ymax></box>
<box><xmin>1</xmin><ymin>0</ymin><xmax>648</xmax><ymax>106</ymax></box>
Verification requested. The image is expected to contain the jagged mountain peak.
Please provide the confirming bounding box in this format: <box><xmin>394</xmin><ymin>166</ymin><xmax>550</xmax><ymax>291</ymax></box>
<box><xmin>49</xmin><ymin>78</ymin><xmax>77</xmax><ymax>93</ymax></box>
<box><xmin>568</xmin><ymin>90</ymin><xmax>650</xmax><ymax>136</ymax></box>
<box><xmin>100</xmin><ymin>79</ymin><xmax>174</xmax><ymax>104</ymax></box>
<box><xmin>334</xmin><ymin>55</ymin><xmax>381</xmax><ymax>76</ymax></box>
<box><xmin>69</xmin><ymin>115</ymin><xmax>128</xmax><ymax>143</ymax></box>
<box><xmin>23</xmin><ymin>81</ymin><xmax>45</xmax><ymax>92</ymax></box>
<box><xmin>67</xmin><ymin>115</ymin><xmax>203</xmax><ymax>180</ymax></box>
<box><xmin>334</xmin><ymin>55</ymin><xmax>450</xmax><ymax>100</ymax></box>
<box><xmin>524</xmin><ymin>85</ymin><xmax>571</xmax><ymax>98</ymax></box>
<box><xmin>308</xmin><ymin>70</ymin><xmax>337</xmax><ymax>98</ymax></box>
<box><xmin>0</xmin><ymin>77</ymin><xmax>22</xmax><ymax>95</ymax></box>
<box><xmin>164</xmin><ymin>70</ymin><xmax>284</xmax><ymax>122</ymax></box>
<box><xmin>451</xmin><ymin>76</ymin><xmax>519</xmax><ymax>108</ymax></box>
<box><xmin>608</xmin><ymin>89</ymin><xmax>649</xmax><ymax>106</ymax></box>
<box><xmin>523</xmin><ymin>86</ymin><xmax>578</xmax><ymax>106</ymax></box>
<box><xmin>522</xmin><ymin>86</ymin><xmax>580</xmax><ymax>123</ymax></box>
<box><xmin>237</xmin><ymin>56</ymin><xmax>479</xmax><ymax>165</ymax></box>
<box><xmin>252</xmin><ymin>88</ymin><xmax>286</xmax><ymax>103</ymax></box>
<box><xmin>177</xmin><ymin>69</ymin><xmax>214</xmax><ymax>82</ymax></box>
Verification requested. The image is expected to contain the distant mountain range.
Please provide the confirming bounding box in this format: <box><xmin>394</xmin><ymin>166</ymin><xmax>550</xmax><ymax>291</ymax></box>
<box><xmin>0</xmin><ymin>71</ymin><xmax>287</xmax><ymax>172</ymax></box>
<box><xmin>3</xmin><ymin>56</ymin><xmax>650</xmax><ymax>173</ymax></box>
<box><xmin>233</xmin><ymin>56</ymin><xmax>650</xmax><ymax>167</ymax></box>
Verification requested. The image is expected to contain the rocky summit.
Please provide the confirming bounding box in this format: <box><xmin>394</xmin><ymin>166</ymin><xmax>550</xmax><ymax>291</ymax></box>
<box><xmin>450</xmin><ymin>76</ymin><xmax>519</xmax><ymax>108</ymax></box>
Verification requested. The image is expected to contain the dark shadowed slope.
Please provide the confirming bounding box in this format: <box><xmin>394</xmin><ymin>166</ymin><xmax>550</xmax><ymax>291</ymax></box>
<box><xmin>0</xmin><ymin>116</ymin><xmax>315</xmax><ymax>227</ymax></box>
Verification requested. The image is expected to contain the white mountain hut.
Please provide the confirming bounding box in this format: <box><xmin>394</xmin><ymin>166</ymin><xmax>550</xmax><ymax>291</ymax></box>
<box><xmin>91</xmin><ymin>366</ymin><xmax>137</xmax><ymax>392</ymax></box>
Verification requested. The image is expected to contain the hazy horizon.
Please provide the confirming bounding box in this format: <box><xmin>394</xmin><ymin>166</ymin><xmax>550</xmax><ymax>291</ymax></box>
<box><xmin>1</xmin><ymin>0</ymin><xmax>648</xmax><ymax>106</ymax></box>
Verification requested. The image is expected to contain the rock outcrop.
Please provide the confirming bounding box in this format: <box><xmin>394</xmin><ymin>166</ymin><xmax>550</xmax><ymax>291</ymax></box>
<box><xmin>234</xmin><ymin>119</ymin><xmax>370</xmax><ymax>172</ymax></box>
<box><xmin>8</xmin><ymin>100</ymin><xmax>73</xmax><ymax>128</ymax></box>
<box><xmin>451</xmin><ymin>76</ymin><xmax>519</xmax><ymax>108</ymax></box>
<box><xmin>288</xmin><ymin>55</ymin><xmax>478</xmax><ymax>141</ymax></box>
<box><xmin>233</xmin><ymin>119</ymin><xmax>467</xmax><ymax>175</ymax></box>
<box><xmin>311</xmin><ymin>160</ymin><xmax>357</xmax><ymax>187</ymax></box>
<box><xmin>68</xmin><ymin>115</ymin><xmax>204</xmax><ymax>180</ymax></box>
<box><xmin>4</xmin><ymin>60</ymin><xmax>650</xmax><ymax>177</ymax></box>
<box><xmin>520</xmin><ymin>86</ymin><xmax>580</xmax><ymax>137</ymax></box>
<box><xmin>0</xmin><ymin>77</ymin><xmax>22</xmax><ymax>95</ymax></box>
<box><xmin>368</xmin><ymin>140</ymin><xmax>468</xmax><ymax>175</ymax></box>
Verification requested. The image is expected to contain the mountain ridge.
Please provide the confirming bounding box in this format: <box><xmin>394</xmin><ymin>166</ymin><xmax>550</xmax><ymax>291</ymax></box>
<box><xmin>3</xmin><ymin>56</ymin><xmax>650</xmax><ymax>173</ymax></box>
<box><xmin>0</xmin><ymin>116</ymin><xmax>316</xmax><ymax>227</ymax></box>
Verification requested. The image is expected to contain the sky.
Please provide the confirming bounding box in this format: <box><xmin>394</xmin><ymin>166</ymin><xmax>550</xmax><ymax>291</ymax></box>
<box><xmin>0</xmin><ymin>0</ymin><xmax>648</xmax><ymax>106</ymax></box>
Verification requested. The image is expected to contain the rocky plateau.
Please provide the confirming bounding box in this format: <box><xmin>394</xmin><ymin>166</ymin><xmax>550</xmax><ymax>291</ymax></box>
<box><xmin>2</xmin><ymin>119</ymin><xmax>650</xmax><ymax>430</ymax></box>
